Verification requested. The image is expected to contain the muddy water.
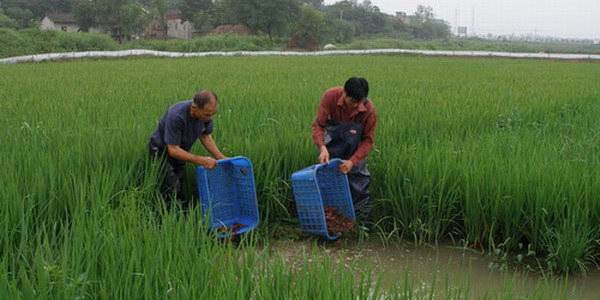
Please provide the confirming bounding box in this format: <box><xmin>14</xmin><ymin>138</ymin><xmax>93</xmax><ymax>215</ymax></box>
<box><xmin>269</xmin><ymin>240</ymin><xmax>600</xmax><ymax>299</ymax></box>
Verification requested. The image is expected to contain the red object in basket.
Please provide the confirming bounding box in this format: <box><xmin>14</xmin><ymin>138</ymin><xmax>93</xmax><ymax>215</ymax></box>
<box><xmin>217</xmin><ymin>223</ymin><xmax>246</xmax><ymax>235</ymax></box>
<box><xmin>324</xmin><ymin>206</ymin><xmax>355</xmax><ymax>235</ymax></box>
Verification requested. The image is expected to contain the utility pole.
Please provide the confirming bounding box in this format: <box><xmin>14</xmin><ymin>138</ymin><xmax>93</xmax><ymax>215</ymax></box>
<box><xmin>471</xmin><ymin>7</ymin><xmax>475</xmax><ymax>36</ymax></box>
<box><xmin>455</xmin><ymin>8</ymin><xmax>460</xmax><ymax>35</ymax></box>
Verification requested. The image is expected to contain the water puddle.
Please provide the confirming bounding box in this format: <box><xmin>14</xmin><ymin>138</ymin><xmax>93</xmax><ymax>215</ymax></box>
<box><xmin>268</xmin><ymin>240</ymin><xmax>600</xmax><ymax>299</ymax></box>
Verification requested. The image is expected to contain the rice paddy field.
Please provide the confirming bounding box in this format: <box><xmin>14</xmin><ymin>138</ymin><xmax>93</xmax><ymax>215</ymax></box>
<box><xmin>1</xmin><ymin>55</ymin><xmax>599</xmax><ymax>298</ymax></box>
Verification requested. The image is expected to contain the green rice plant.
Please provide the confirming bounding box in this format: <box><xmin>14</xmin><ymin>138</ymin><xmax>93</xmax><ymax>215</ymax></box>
<box><xmin>0</xmin><ymin>55</ymin><xmax>599</xmax><ymax>298</ymax></box>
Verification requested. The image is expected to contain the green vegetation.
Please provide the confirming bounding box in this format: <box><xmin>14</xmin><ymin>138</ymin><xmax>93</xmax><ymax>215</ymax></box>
<box><xmin>126</xmin><ymin>34</ymin><xmax>282</xmax><ymax>52</ymax></box>
<box><xmin>0</xmin><ymin>0</ymin><xmax>452</xmax><ymax>45</ymax></box>
<box><xmin>338</xmin><ymin>37</ymin><xmax>600</xmax><ymax>54</ymax></box>
<box><xmin>2</xmin><ymin>29</ymin><xmax>600</xmax><ymax>60</ymax></box>
<box><xmin>0</xmin><ymin>55</ymin><xmax>599</xmax><ymax>297</ymax></box>
<box><xmin>0</xmin><ymin>28</ymin><xmax>117</xmax><ymax>58</ymax></box>
<box><xmin>0</xmin><ymin>29</ymin><xmax>283</xmax><ymax>58</ymax></box>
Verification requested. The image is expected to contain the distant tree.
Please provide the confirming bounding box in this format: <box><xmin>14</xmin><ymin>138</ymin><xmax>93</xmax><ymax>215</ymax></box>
<box><xmin>73</xmin><ymin>0</ymin><xmax>96</xmax><ymax>31</ymax></box>
<box><xmin>42</xmin><ymin>0</ymin><xmax>73</xmax><ymax>13</ymax></box>
<box><xmin>115</xmin><ymin>2</ymin><xmax>148</xmax><ymax>40</ymax></box>
<box><xmin>151</xmin><ymin>0</ymin><xmax>168</xmax><ymax>36</ymax></box>
<box><xmin>389</xmin><ymin>15</ymin><xmax>406</xmax><ymax>32</ymax></box>
<box><xmin>429</xmin><ymin>19</ymin><xmax>451</xmax><ymax>39</ymax></box>
<box><xmin>73</xmin><ymin>0</ymin><xmax>149</xmax><ymax>40</ymax></box>
<box><xmin>300</xmin><ymin>0</ymin><xmax>322</xmax><ymax>9</ymax></box>
<box><xmin>225</xmin><ymin>0</ymin><xmax>300</xmax><ymax>40</ymax></box>
<box><xmin>209</xmin><ymin>0</ymin><xmax>231</xmax><ymax>27</ymax></box>
<box><xmin>323</xmin><ymin>1</ymin><xmax>353</xmax><ymax>22</ymax></box>
<box><xmin>413</xmin><ymin>5</ymin><xmax>434</xmax><ymax>23</ymax></box>
<box><xmin>191</xmin><ymin>10</ymin><xmax>212</xmax><ymax>33</ymax></box>
<box><xmin>4</xmin><ymin>7</ymin><xmax>34</xmax><ymax>28</ymax></box>
<box><xmin>289</xmin><ymin>4</ymin><xmax>324</xmax><ymax>49</ymax></box>
<box><xmin>408</xmin><ymin>5</ymin><xmax>451</xmax><ymax>39</ymax></box>
<box><xmin>323</xmin><ymin>17</ymin><xmax>354</xmax><ymax>43</ymax></box>
<box><xmin>1</xmin><ymin>0</ymin><xmax>73</xmax><ymax>18</ymax></box>
<box><xmin>152</xmin><ymin>0</ymin><xmax>167</xmax><ymax>18</ymax></box>
<box><xmin>0</xmin><ymin>9</ymin><xmax>18</xmax><ymax>28</ymax></box>
<box><xmin>359</xmin><ymin>0</ymin><xmax>373</xmax><ymax>9</ymax></box>
<box><xmin>323</xmin><ymin>0</ymin><xmax>387</xmax><ymax>36</ymax></box>
<box><xmin>178</xmin><ymin>0</ymin><xmax>212</xmax><ymax>21</ymax></box>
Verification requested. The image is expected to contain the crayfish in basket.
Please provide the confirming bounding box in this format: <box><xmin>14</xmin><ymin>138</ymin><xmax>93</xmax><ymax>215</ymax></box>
<box><xmin>217</xmin><ymin>223</ymin><xmax>246</xmax><ymax>235</ymax></box>
<box><xmin>324</xmin><ymin>206</ymin><xmax>355</xmax><ymax>235</ymax></box>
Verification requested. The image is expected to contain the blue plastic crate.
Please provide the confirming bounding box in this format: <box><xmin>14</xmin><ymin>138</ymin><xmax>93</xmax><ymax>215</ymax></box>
<box><xmin>291</xmin><ymin>159</ymin><xmax>356</xmax><ymax>240</ymax></box>
<box><xmin>196</xmin><ymin>156</ymin><xmax>259</xmax><ymax>237</ymax></box>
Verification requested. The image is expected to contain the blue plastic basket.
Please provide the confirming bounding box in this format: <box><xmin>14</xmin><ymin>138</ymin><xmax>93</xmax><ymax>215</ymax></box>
<box><xmin>196</xmin><ymin>156</ymin><xmax>259</xmax><ymax>237</ymax></box>
<box><xmin>291</xmin><ymin>159</ymin><xmax>356</xmax><ymax>240</ymax></box>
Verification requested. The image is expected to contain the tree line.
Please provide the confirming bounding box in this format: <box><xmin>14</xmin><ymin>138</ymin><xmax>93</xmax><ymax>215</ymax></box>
<box><xmin>0</xmin><ymin>0</ymin><xmax>452</xmax><ymax>46</ymax></box>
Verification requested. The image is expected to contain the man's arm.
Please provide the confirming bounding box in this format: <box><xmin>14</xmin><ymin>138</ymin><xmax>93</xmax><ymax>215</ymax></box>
<box><xmin>167</xmin><ymin>145</ymin><xmax>217</xmax><ymax>169</ymax></box>
<box><xmin>200</xmin><ymin>134</ymin><xmax>226</xmax><ymax>160</ymax></box>
<box><xmin>163</xmin><ymin>115</ymin><xmax>216</xmax><ymax>169</ymax></box>
<box><xmin>312</xmin><ymin>90</ymin><xmax>334</xmax><ymax>163</ymax></box>
<box><xmin>312</xmin><ymin>91</ymin><xmax>334</xmax><ymax>149</ymax></box>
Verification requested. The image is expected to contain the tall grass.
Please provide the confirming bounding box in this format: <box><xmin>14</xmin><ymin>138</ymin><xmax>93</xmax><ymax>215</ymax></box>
<box><xmin>0</xmin><ymin>29</ymin><xmax>282</xmax><ymax>59</ymax></box>
<box><xmin>125</xmin><ymin>35</ymin><xmax>283</xmax><ymax>52</ymax></box>
<box><xmin>0</xmin><ymin>55</ymin><xmax>599</xmax><ymax>297</ymax></box>
<box><xmin>0</xmin><ymin>28</ymin><xmax>118</xmax><ymax>58</ymax></box>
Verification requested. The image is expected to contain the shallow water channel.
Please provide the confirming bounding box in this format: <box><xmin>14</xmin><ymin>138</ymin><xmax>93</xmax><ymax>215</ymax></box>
<box><xmin>269</xmin><ymin>240</ymin><xmax>600</xmax><ymax>299</ymax></box>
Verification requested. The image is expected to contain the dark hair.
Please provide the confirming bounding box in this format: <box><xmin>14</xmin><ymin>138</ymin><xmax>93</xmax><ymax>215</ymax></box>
<box><xmin>193</xmin><ymin>90</ymin><xmax>218</xmax><ymax>109</ymax></box>
<box><xmin>344</xmin><ymin>77</ymin><xmax>369</xmax><ymax>102</ymax></box>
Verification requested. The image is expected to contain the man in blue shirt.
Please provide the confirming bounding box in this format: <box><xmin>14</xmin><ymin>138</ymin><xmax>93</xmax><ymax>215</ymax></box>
<box><xmin>149</xmin><ymin>90</ymin><xmax>226</xmax><ymax>208</ymax></box>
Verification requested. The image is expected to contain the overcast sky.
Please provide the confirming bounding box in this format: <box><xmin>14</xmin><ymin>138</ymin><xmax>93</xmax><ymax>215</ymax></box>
<box><xmin>324</xmin><ymin>0</ymin><xmax>600</xmax><ymax>39</ymax></box>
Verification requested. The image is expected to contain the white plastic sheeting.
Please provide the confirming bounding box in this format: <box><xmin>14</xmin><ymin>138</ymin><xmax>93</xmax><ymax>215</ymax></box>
<box><xmin>1</xmin><ymin>49</ymin><xmax>600</xmax><ymax>64</ymax></box>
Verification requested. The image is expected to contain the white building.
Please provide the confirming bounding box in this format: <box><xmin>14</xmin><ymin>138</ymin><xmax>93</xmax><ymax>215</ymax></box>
<box><xmin>165</xmin><ymin>10</ymin><xmax>194</xmax><ymax>40</ymax></box>
<box><xmin>40</xmin><ymin>10</ymin><xmax>195</xmax><ymax>40</ymax></box>
<box><xmin>40</xmin><ymin>13</ymin><xmax>103</xmax><ymax>33</ymax></box>
<box><xmin>40</xmin><ymin>13</ymin><xmax>79</xmax><ymax>32</ymax></box>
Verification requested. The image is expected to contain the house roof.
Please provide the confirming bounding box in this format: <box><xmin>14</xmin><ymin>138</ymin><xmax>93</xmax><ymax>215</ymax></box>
<box><xmin>45</xmin><ymin>13</ymin><xmax>77</xmax><ymax>24</ymax></box>
<box><xmin>166</xmin><ymin>9</ymin><xmax>183</xmax><ymax>20</ymax></box>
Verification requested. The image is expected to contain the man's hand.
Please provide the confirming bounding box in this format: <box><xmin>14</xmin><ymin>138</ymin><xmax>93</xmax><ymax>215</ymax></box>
<box><xmin>319</xmin><ymin>146</ymin><xmax>330</xmax><ymax>164</ymax></box>
<box><xmin>167</xmin><ymin>145</ymin><xmax>218</xmax><ymax>169</ymax></box>
<box><xmin>191</xmin><ymin>156</ymin><xmax>218</xmax><ymax>169</ymax></box>
<box><xmin>339</xmin><ymin>160</ymin><xmax>354</xmax><ymax>174</ymax></box>
<box><xmin>200</xmin><ymin>134</ymin><xmax>227</xmax><ymax>162</ymax></box>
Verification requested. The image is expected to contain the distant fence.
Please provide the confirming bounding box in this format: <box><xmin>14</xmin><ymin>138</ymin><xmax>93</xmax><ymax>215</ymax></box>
<box><xmin>2</xmin><ymin>49</ymin><xmax>600</xmax><ymax>64</ymax></box>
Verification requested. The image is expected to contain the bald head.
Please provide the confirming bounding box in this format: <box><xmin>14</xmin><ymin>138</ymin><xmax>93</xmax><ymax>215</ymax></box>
<box><xmin>191</xmin><ymin>90</ymin><xmax>218</xmax><ymax>122</ymax></box>
<box><xmin>193</xmin><ymin>90</ymin><xmax>218</xmax><ymax>109</ymax></box>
